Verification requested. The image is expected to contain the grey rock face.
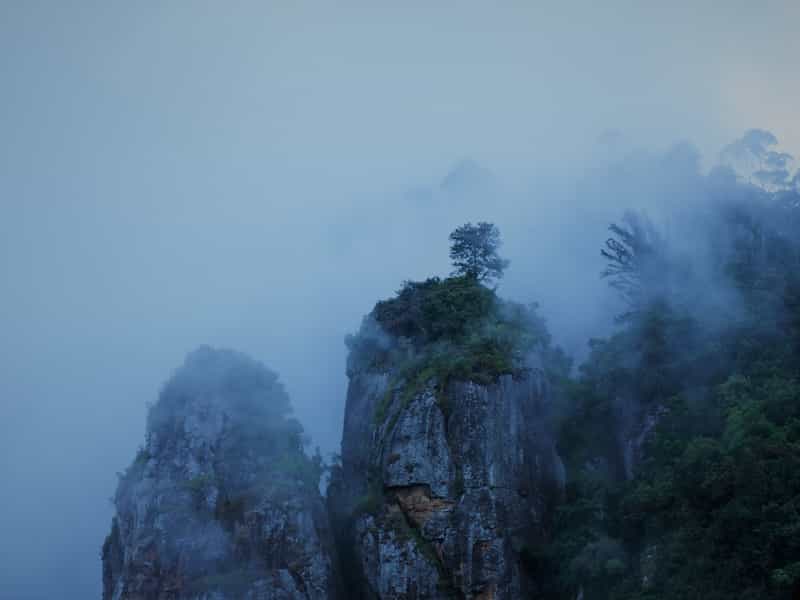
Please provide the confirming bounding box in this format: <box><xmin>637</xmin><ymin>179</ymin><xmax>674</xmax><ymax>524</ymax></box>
<box><xmin>102</xmin><ymin>347</ymin><xmax>337</xmax><ymax>600</ymax></box>
<box><xmin>616</xmin><ymin>396</ymin><xmax>669</xmax><ymax>481</ymax></box>
<box><xmin>331</xmin><ymin>360</ymin><xmax>563</xmax><ymax>600</ymax></box>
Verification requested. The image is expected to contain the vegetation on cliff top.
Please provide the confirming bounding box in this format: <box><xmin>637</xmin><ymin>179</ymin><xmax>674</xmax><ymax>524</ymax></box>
<box><xmin>346</xmin><ymin>223</ymin><xmax>565</xmax><ymax>398</ymax></box>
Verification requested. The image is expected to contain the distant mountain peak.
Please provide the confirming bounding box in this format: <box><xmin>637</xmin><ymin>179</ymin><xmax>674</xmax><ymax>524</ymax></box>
<box><xmin>440</xmin><ymin>157</ymin><xmax>497</xmax><ymax>193</ymax></box>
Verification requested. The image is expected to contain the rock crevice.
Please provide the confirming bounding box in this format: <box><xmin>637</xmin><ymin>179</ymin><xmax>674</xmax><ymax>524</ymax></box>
<box><xmin>330</xmin><ymin>364</ymin><xmax>563</xmax><ymax>600</ymax></box>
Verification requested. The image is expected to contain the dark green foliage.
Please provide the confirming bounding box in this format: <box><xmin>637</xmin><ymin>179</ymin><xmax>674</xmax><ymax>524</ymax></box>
<box><xmin>601</xmin><ymin>213</ymin><xmax>665</xmax><ymax>316</ymax></box>
<box><xmin>448</xmin><ymin>221</ymin><xmax>509</xmax><ymax>282</ymax></box>
<box><xmin>532</xmin><ymin>174</ymin><xmax>800</xmax><ymax>599</ymax></box>
<box><xmin>555</xmin><ymin>380</ymin><xmax>622</xmax><ymax>479</ymax></box>
<box><xmin>610</xmin><ymin>375</ymin><xmax>800</xmax><ymax>599</ymax></box>
<box><xmin>347</xmin><ymin>275</ymin><xmax>553</xmax><ymax>427</ymax></box>
<box><xmin>372</xmin><ymin>276</ymin><xmax>496</xmax><ymax>347</ymax></box>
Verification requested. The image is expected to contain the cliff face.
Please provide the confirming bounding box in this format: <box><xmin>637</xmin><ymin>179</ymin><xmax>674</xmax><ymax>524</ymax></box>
<box><xmin>102</xmin><ymin>347</ymin><xmax>337</xmax><ymax>600</ymax></box>
<box><xmin>102</xmin><ymin>274</ymin><xmax>567</xmax><ymax>600</ymax></box>
<box><xmin>330</xmin><ymin>357</ymin><xmax>564</xmax><ymax>600</ymax></box>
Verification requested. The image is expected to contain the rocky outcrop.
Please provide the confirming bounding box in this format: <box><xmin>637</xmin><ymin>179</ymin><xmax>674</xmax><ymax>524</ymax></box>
<box><xmin>330</xmin><ymin>356</ymin><xmax>564</xmax><ymax>600</ymax></box>
<box><xmin>102</xmin><ymin>347</ymin><xmax>337</xmax><ymax>600</ymax></box>
<box><xmin>620</xmin><ymin>401</ymin><xmax>669</xmax><ymax>481</ymax></box>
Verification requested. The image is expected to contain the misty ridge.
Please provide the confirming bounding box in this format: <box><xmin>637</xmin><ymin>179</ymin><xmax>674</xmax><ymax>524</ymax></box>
<box><xmin>99</xmin><ymin>129</ymin><xmax>800</xmax><ymax>599</ymax></box>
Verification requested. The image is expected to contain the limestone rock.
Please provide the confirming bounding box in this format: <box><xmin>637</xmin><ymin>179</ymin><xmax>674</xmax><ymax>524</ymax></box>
<box><xmin>102</xmin><ymin>347</ymin><xmax>337</xmax><ymax>600</ymax></box>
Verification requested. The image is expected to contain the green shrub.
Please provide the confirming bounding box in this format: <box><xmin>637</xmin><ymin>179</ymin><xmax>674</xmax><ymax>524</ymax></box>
<box><xmin>349</xmin><ymin>276</ymin><xmax>550</xmax><ymax>428</ymax></box>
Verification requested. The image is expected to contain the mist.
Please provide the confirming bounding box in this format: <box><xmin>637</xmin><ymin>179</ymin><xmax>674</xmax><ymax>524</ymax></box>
<box><xmin>1</xmin><ymin>2</ymin><xmax>799</xmax><ymax>598</ymax></box>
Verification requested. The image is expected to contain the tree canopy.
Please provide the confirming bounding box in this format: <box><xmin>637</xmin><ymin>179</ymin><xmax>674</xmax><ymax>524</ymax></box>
<box><xmin>527</xmin><ymin>142</ymin><xmax>800</xmax><ymax>599</ymax></box>
<box><xmin>449</xmin><ymin>221</ymin><xmax>509</xmax><ymax>282</ymax></box>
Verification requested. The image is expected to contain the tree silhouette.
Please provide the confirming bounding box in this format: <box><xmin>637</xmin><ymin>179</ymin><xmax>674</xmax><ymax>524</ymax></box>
<box><xmin>449</xmin><ymin>222</ymin><xmax>509</xmax><ymax>283</ymax></box>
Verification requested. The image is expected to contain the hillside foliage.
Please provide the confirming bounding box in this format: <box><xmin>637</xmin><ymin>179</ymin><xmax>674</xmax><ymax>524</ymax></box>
<box><xmin>528</xmin><ymin>158</ymin><xmax>800</xmax><ymax>599</ymax></box>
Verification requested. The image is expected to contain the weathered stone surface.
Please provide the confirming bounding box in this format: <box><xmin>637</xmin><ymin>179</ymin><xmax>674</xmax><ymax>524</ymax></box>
<box><xmin>102</xmin><ymin>347</ymin><xmax>337</xmax><ymax>600</ymax></box>
<box><xmin>331</xmin><ymin>356</ymin><xmax>564</xmax><ymax>600</ymax></box>
<box><xmin>381</xmin><ymin>389</ymin><xmax>453</xmax><ymax>498</ymax></box>
<box><xmin>357</xmin><ymin>512</ymin><xmax>444</xmax><ymax>600</ymax></box>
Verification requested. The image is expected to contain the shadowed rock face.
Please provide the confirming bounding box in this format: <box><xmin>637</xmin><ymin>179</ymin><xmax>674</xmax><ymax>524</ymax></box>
<box><xmin>102</xmin><ymin>347</ymin><xmax>337</xmax><ymax>600</ymax></box>
<box><xmin>330</xmin><ymin>359</ymin><xmax>564</xmax><ymax>600</ymax></box>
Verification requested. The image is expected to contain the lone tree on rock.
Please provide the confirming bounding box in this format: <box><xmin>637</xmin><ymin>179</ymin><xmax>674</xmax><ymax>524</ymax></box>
<box><xmin>449</xmin><ymin>221</ymin><xmax>509</xmax><ymax>282</ymax></box>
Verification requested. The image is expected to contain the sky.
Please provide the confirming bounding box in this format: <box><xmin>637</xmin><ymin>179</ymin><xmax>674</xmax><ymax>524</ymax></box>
<box><xmin>0</xmin><ymin>2</ymin><xmax>798</xmax><ymax>598</ymax></box>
